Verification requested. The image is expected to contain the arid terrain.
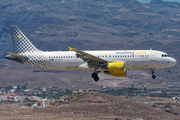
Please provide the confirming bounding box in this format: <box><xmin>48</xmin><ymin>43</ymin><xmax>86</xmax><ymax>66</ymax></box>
<box><xmin>0</xmin><ymin>1</ymin><xmax>180</xmax><ymax>119</ymax></box>
<box><xmin>0</xmin><ymin>93</ymin><xmax>180</xmax><ymax>120</ymax></box>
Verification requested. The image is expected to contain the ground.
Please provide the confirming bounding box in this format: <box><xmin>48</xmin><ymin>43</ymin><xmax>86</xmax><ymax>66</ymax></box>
<box><xmin>0</xmin><ymin>93</ymin><xmax>179</xmax><ymax>120</ymax></box>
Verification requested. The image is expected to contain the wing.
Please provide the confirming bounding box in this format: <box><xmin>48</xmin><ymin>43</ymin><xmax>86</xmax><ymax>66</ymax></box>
<box><xmin>68</xmin><ymin>46</ymin><xmax>108</xmax><ymax>67</ymax></box>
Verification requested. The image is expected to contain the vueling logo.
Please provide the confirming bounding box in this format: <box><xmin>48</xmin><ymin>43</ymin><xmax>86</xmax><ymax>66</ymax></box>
<box><xmin>136</xmin><ymin>51</ymin><xmax>147</xmax><ymax>54</ymax></box>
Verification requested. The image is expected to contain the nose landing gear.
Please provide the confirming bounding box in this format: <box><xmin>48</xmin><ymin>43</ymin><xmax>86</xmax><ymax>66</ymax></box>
<box><xmin>152</xmin><ymin>74</ymin><xmax>156</xmax><ymax>79</ymax></box>
<box><xmin>151</xmin><ymin>70</ymin><xmax>156</xmax><ymax>79</ymax></box>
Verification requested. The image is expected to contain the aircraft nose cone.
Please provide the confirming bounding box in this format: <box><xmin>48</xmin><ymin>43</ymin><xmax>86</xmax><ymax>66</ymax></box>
<box><xmin>170</xmin><ymin>58</ymin><xmax>176</xmax><ymax>66</ymax></box>
<box><xmin>173</xmin><ymin>58</ymin><xmax>176</xmax><ymax>65</ymax></box>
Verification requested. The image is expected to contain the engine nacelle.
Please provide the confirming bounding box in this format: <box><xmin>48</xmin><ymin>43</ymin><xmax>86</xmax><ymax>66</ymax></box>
<box><xmin>108</xmin><ymin>62</ymin><xmax>126</xmax><ymax>77</ymax></box>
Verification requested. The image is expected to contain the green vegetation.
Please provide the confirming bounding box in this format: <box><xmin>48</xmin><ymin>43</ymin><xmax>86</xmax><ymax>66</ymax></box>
<box><xmin>0</xmin><ymin>84</ymin><xmax>180</xmax><ymax>100</ymax></box>
<box><xmin>114</xmin><ymin>118</ymin><xmax>121</xmax><ymax>120</ymax></box>
<box><xmin>101</xmin><ymin>87</ymin><xmax>180</xmax><ymax>98</ymax></box>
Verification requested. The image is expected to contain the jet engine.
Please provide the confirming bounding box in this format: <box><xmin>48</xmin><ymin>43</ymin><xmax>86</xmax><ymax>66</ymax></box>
<box><xmin>107</xmin><ymin>62</ymin><xmax>126</xmax><ymax>77</ymax></box>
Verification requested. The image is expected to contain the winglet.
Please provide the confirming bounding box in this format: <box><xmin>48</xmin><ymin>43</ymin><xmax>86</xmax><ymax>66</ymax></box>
<box><xmin>68</xmin><ymin>46</ymin><xmax>73</xmax><ymax>51</ymax></box>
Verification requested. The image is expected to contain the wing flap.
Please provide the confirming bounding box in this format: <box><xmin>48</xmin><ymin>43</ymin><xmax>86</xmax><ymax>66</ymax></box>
<box><xmin>8</xmin><ymin>52</ymin><xmax>28</xmax><ymax>59</ymax></box>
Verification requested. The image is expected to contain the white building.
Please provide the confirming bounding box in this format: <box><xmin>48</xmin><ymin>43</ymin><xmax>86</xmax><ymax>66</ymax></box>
<box><xmin>10</xmin><ymin>89</ymin><xmax>15</xmax><ymax>93</ymax></box>
<box><xmin>42</xmin><ymin>99</ymin><xmax>48</xmax><ymax>108</ymax></box>
<box><xmin>13</xmin><ymin>86</ymin><xmax>17</xmax><ymax>89</ymax></box>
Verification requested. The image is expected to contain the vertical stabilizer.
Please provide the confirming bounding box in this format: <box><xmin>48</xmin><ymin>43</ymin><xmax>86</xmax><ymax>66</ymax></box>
<box><xmin>9</xmin><ymin>26</ymin><xmax>39</xmax><ymax>54</ymax></box>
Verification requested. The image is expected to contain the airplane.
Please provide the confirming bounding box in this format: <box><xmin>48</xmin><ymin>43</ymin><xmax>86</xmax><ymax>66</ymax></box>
<box><xmin>6</xmin><ymin>26</ymin><xmax>177</xmax><ymax>81</ymax></box>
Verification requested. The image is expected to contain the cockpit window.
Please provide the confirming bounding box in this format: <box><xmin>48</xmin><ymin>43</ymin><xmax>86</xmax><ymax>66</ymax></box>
<box><xmin>162</xmin><ymin>54</ymin><xmax>169</xmax><ymax>57</ymax></box>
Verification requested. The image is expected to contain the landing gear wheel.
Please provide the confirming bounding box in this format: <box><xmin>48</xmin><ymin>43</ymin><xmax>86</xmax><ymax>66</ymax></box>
<box><xmin>152</xmin><ymin>75</ymin><xmax>156</xmax><ymax>79</ymax></box>
<box><xmin>151</xmin><ymin>70</ymin><xmax>156</xmax><ymax>79</ymax></box>
<box><xmin>94</xmin><ymin>76</ymin><xmax>99</xmax><ymax>82</ymax></box>
<box><xmin>92</xmin><ymin>73</ymin><xmax>97</xmax><ymax>78</ymax></box>
<box><xmin>92</xmin><ymin>72</ymin><xmax>99</xmax><ymax>82</ymax></box>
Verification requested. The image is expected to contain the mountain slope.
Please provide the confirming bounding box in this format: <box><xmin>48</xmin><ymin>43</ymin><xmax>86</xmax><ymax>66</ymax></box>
<box><xmin>0</xmin><ymin>0</ymin><xmax>180</xmax><ymax>89</ymax></box>
<box><xmin>1</xmin><ymin>0</ymin><xmax>180</xmax><ymax>58</ymax></box>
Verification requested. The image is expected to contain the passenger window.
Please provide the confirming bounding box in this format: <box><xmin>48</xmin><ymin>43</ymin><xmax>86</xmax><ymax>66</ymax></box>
<box><xmin>162</xmin><ymin>54</ymin><xmax>164</xmax><ymax>57</ymax></box>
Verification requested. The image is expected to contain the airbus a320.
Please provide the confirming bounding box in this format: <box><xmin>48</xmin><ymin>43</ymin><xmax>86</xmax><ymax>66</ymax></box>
<box><xmin>6</xmin><ymin>26</ymin><xmax>176</xmax><ymax>81</ymax></box>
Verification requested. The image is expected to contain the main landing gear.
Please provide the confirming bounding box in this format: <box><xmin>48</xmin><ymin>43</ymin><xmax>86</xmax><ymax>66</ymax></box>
<box><xmin>92</xmin><ymin>66</ymin><xmax>99</xmax><ymax>82</ymax></box>
<box><xmin>151</xmin><ymin>70</ymin><xmax>156</xmax><ymax>79</ymax></box>
<box><xmin>92</xmin><ymin>72</ymin><xmax>99</xmax><ymax>82</ymax></box>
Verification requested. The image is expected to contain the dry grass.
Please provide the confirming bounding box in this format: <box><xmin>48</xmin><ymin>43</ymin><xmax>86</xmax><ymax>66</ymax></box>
<box><xmin>0</xmin><ymin>94</ymin><xmax>179</xmax><ymax>120</ymax></box>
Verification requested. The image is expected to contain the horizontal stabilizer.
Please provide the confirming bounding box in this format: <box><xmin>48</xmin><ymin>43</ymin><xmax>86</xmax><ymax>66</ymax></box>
<box><xmin>8</xmin><ymin>52</ymin><xmax>28</xmax><ymax>59</ymax></box>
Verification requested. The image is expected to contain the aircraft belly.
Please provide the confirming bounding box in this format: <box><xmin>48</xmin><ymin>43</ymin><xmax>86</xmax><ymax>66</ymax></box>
<box><xmin>133</xmin><ymin>61</ymin><xmax>145</xmax><ymax>69</ymax></box>
<box><xmin>50</xmin><ymin>60</ymin><xmax>82</xmax><ymax>70</ymax></box>
<box><xmin>128</xmin><ymin>61</ymin><xmax>165</xmax><ymax>70</ymax></box>
<box><xmin>129</xmin><ymin>60</ymin><xmax>153</xmax><ymax>69</ymax></box>
<box><xmin>125</xmin><ymin>61</ymin><xmax>134</xmax><ymax>69</ymax></box>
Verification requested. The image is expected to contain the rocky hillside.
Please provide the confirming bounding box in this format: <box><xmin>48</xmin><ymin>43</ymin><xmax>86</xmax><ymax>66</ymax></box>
<box><xmin>0</xmin><ymin>0</ymin><xmax>180</xmax><ymax>89</ymax></box>
<box><xmin>1</xmin><ymin>0</ymin><xmax>180</xmax><ymax>58</ymax></box>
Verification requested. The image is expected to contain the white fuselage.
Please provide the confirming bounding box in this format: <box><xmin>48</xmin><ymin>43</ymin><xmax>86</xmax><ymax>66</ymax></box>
<box><xmin>36</xmin><ymin>50</ymin><xmax>176</xmax><ymax>71</ymax></box>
